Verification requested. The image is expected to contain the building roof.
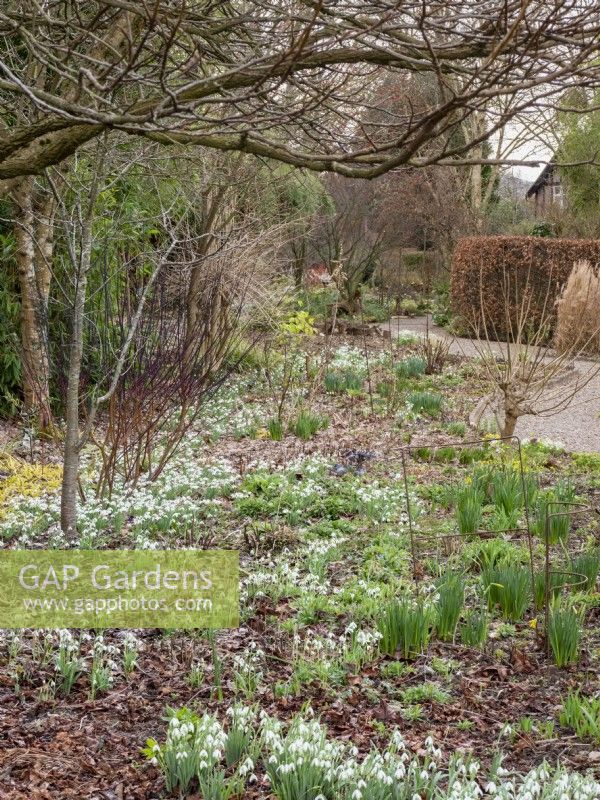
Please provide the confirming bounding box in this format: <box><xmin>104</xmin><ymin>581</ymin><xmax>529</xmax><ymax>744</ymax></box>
<box><xmin>526</xmin><ymin>162</ymin><xmax>555</xmax><ymax>198</ymax></box>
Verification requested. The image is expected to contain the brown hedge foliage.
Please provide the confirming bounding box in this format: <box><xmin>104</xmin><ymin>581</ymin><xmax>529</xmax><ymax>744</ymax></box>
<box><xmin>451</xmin><ymin>236</ymin><xmax>600</xmax><ymax>340</ymax></box>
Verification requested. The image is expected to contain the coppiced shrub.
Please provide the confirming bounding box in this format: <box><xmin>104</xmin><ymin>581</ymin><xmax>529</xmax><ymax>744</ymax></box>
<box><xmin>555</xmin><ymin>259</ymin><xmax>600</xmax><ymax>355</ymax></box>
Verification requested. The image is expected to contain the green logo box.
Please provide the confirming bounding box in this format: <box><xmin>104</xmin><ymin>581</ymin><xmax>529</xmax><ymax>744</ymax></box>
<box><xmin>0</xmin><ymin>550</ymin><xmax>239</xmax><ymax>629</ymax></box>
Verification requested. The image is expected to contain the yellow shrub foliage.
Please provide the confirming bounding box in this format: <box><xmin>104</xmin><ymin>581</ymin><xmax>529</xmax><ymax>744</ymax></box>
<box><xmin>0</xmin><ymin>454</ymin><xmax>62</xmax><ymax>518</ymax></box>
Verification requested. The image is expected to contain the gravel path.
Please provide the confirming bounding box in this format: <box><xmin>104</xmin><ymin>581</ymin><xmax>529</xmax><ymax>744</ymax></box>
<box><xmin>380</xmin><ymin>315</ymin><xmax>600</xmax><ymax>453</ymax></box>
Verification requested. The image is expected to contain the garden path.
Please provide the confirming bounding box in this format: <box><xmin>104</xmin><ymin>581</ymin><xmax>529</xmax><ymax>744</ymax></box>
<box><xmin>379</xmin><ymin>315</ymin><xmax>600</xmax><ymax>453</ymax></box>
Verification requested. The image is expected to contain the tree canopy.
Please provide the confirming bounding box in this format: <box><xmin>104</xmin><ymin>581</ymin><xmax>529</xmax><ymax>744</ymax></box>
<box><xmin>2</xmin><ymin>1</ymin><xmax>600</xmax><ymax>183</ymax></box>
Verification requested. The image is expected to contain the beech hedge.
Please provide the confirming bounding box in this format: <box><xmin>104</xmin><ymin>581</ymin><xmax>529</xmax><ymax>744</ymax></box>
<box><xmin>451</xmin><ymin>236</ymin><xmax>600</xmax><ymax>339</ymax></box>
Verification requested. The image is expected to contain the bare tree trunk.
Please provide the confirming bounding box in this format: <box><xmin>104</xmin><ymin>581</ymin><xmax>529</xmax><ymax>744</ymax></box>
<box><xmin>60</xmin><ymin>221</ymin><xmax>91</xmax><ymax>534</ymax></box>
<box><xmin>12</xmin><ymin>177</ymin><xmax>54</xmax><ymax>431</ymax></box>
<box><xmin>502</xmin><ymin>409</ymin><xmax>518</xmax><ymax>438</ymax></box>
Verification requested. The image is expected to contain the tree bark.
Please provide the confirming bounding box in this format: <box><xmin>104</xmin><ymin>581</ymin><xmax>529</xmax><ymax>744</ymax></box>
<box><xmin>502</xmin><ymin>409</ymin><xmax>518</xmax><ymax>438</ymax></box>
<box><xmin>12</xmin><ymin>177</ymin><xmax>54</xmax><ymax>430</ymax></box>
<box><xmin>60</xmin><ymin>218</ymin><xmax>91</xmax><ymax>534</ymax></box>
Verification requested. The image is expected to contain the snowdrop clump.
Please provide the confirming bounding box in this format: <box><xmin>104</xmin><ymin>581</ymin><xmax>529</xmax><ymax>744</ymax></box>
<box><xmin>242</xmin><ymin>552</ymin><xmax>309</xmax><ymax>603</ymax></box>
<box><xmin>396</xmin><ymin>330</ymin><xmax>421</xmax><ymax>345</ymax></box>
<box><xmin>341</xmin><ymin>620</ymin><xmax>382</xmax><ymax>666</ymax></box>
<box><xmin>145</xmin><ymin>705</ymin><xmax>259</xmax><ymax>796</ymax></box>
<box><xmin>232</xmin><ymin>642</ymin><xmax>265</xmax><ymax>697</ymax></box>
<box><xmin>144</xmin><ymin>707</ymin><xmax>228</xmax><ymax>794</ymax></box>
<box><xmin>484</xmin><ymin>762</ymin><xmax>600</xmax><ymax>800</ymax></box>
<box><xmin>0</xmin><ymin>449</ymin><xmax>240</xmax><ymax>546</ymax></box>
<box><xmin>263</xmin><ymin>713</ymin><xmax>346</xmax><ymax>798</ymax></box>
<box><xmin>355</xmin><ymin>481</ymin><xmax>414</xmax><ymax>523</ymax></box>
<box><xmin>287</xmin><ymin>453</ymin><xmax>334</xmax><ymax>477</ymax></box>
<box><xmin>89</xmin><ymin>634</ymin><xmax>119</xmax><ymax>699</ymax></box>
<box><xmin>3</xmin><ymin>630</ymin><xmax>141</xmax><ymax>698</ymax></box>
<box><xmin>329</xmin><ymin>345</ymin><xmax>371</xmax><ymax>374</ymax></box>
<box><xmin>145</xmin><ymin>705</ymin><xmax>600</xmax><ymax>800</ymax></box>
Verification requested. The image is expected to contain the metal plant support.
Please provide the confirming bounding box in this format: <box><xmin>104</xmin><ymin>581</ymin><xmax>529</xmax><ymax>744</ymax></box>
<box><xmin>260</xmin><ymin>434</ymin><xmax>596</xmax><ymax>663</ymax></box>
<box><xmin>400</xmin><ymin>435</ymin><xmax>536</xmax><ymax>599</ymax></box>
<box><xmin>542</xmin><ymin>501</ymin><xmax>590</xmax><ymax>656</ymax></box>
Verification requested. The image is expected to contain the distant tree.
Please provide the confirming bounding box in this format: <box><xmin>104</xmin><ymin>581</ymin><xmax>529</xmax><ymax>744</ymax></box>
<box><xmin>3</xmin><ymin>1</ymin><xmax>600</xmax><ymax>427</ymax></box>
<box><xmin>557</xmin><ymin>89</ymin><xmax>600</xmax><ymax>237</ymax></box>
<box><xmin>312</xmin><ymin>176</ymin><xmax>384</xmax><ymax>313</ymax></box>
<box><xmin>260</xmin><ymin>166</ymin><xmax>333</xmax><ymax>288</ymax></box>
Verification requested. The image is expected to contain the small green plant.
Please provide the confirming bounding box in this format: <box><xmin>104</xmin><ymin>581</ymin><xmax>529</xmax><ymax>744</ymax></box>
<box><xmin>532</xmin><ymin>483</ymin><xmax>575</xmax><ymax>544</ymax></box>
<box><xmin>516</xmin><ymin>716</ymin><xmax>535</xmax><ymax>736</ymax></box>
<box><xmin>470</xmin><ymin>538</ymin><xmax>514</xmax><ymax>572</ymax></box>
<box><xmin>534</xmin><ymin>570</ymin><xmax>572</xmax><ymax>610</ymax></box>
<box><xmin>408</xmin><ymin>391</ymin><xmax>443</xmax><ymax>416</ymax></box>
<box><xmin>548</xmin><ymin>601</ymin><xmax>582</xmax><ymax>668</ymax></box>
<box><xmin>399</xmin><ymin>297</ymin><xmax>419</xmax><ymax>316</ymax></box>
<box><xmin>401</xmin><ymin>704</ymin><xmax>424</xmax><ymax>721</ymax></box>
<box><xmin>186</xmin><ymin>662</ymin><xmax>205</xmax><ymax>688</ymax></box>
<box><xmin>457</xmin><ymin>719</ymin><xmax>474</xmax><ymax>731</ymax></box>
<box><xmin>537</xmin><ymin>721</ymin><xmax>556</xmax><ymax>740</ymax></box>
<box><xmin>376</xmin><ymin>379</ymin><xmax>395</xmax><ymax>398</ymax></box>
<box><xmin>281</xmin><ymin>309</ymin><xmax>316</xmax><ymax>335</ymax></box>
<box><xmin>378</xmin><ymin>599</ymin><xmax>434</xmax><ymax>659</ymax></box>
<box><xmin>401</xmin><ymin>681</ymin><xmax>451</xmax><ymax>704</ymax></box>
<box><xmin>122</xmin><ymin>633</ymin><xmax>139</xmax><ymax>677</ymax></box>
<box><xmin>267</xmin><ymin>418</ymin><xmax>284</xmax><ymax>441</ymax></box>
<box><xmin>430</xmin><ymin>656</ymin><xmax>459</xmax><ymax>677</ymax></box>
<box><xmin>55</xmin><ymin>631</ymin><xmax>83</xmax><ymax>696</ymax></box>
<box><xmin>38</xmin><ymin>680</ymin><xmax>56</xmax><ymax>702</ymax></box>
<box><xmin>482</xmin><ymin>564</ymin><xmax>531</xmax><ymax>621</ymax></box>
<box><xmin>446</xmin><ymin>421</ymin><xmax>467</xmax><ymax>437</ymax></box>
<box><xmin>434</xmin><ymin>446</ymin><xmax>456</xmax><ymax>463</ymax></box>
<box><xmin>455</xmin><ymin>486</ymin><xmax>484</xmax><ymax>534</ymax></box>
<box><xmin>570</xmin><ymin>549</ymin><xmax>600</xmax><ymax>592</ymax></box>
<box><xmin>459</xmin><ymin>609</ymin><xmax>489</xmax><ymax>648</ymax></box>
<box><xmin>396</xmin><ymin>356</ymin><xmax>426</xmax><ymax>379</ymax></box>
<box><xmin>380</xmin><ymin>661</ymin><xmax>413</xmax><ymax>679</ymax></box>
<box><xmin>224</xmin><ymin>705</ymin><xmax>258</xmax><ymax>768</ymax></box>
<box><xmin>324</xmin><ymin>369</ymin><xmax>363</xmax><ymax>393</ymax></box>
<box><xmin>90</xmin><ymin>660</ymin><xmax>112</xmax><ymax>701</ymax></box>
<box><xmin>488</xmin><ymin>507</ymin><xmax>520</xmax><ymax>532</ymax></box>
<box><xmin>89</xmin><ymin>636</ymin><xmax>115</xmax><ymax>701</ymax></box>
<box><xmin>340</xmin><ymin>369</ymin><xmax>363</xmax><ymax>392</ymax></box>
<box><xmin>496</xmin><ymin>623</ymin><xmax>517</xmax><ymax>638</ymax></box>
<box><xmin>232</xmin><ymin>644</ymin><xmax>264</xmax><ymax>699</ymax></box>
<box><xmin>290</xmin><ymin>409</ymin><xmax>329</xmax><ymax>440</ymax></box>
<box><xmin>435</xmin><ymin>572</ymin><xmax>464</xmax><ymax>642</ymax></box>
<box><xmin>491</xmin><ymin>469</ymin><xmax>526</xmax><ymax>517</ymax></box>
<box><xmin>413</xmin><ymin>446</ymin><xmax>431</xmax><ymax>462</ymax></box>
<box><xmin>470</xmin><ymin>538</ymin><xmax>517</xmax><ymax>572</ymax></box>
<box><xmin>459</xmin><ymin>447</ymin><xmax>486</xmax><ymax>465</ymax></box>
<box><xmin>559</xmin><ymin>692</ymin><xmax>600</xmax><ymax>742</ymax></box>
<box><xmin>324</xmin><ymin>370</ymin><xmax>345</xmax><ymax>393</ymax></box>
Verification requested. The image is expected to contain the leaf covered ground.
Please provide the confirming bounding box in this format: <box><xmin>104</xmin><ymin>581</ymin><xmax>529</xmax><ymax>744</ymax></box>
<box><xmin>1</xmin><ymin>332</ymin><xmax>599</xmax><ymax>799</ymax></box>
